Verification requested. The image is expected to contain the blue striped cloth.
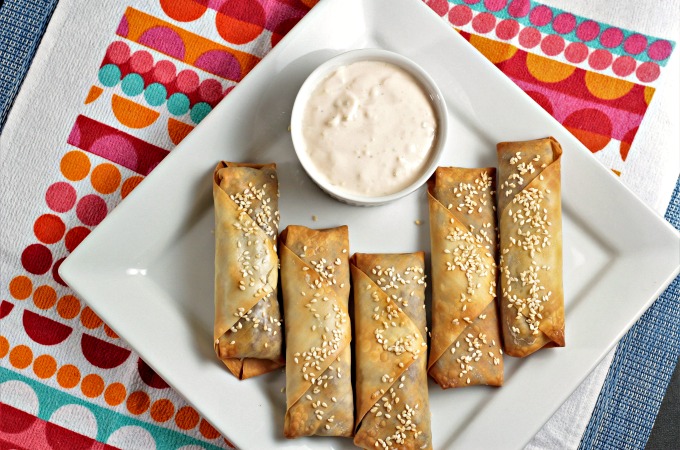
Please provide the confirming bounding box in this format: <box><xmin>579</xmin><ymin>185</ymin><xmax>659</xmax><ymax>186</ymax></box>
<box><xmin>580</xmin><ymin>179</ymin><xmax>680</xmax><ymax>450</ymax></box>
<box><xmin>1</xmin><ymin>2</ymin><xmax>678</xmax><ymax>448</ymax></box>
<box><xmin>0</xmin><ymin>0</ymin><xmax>59</xmax><ymax>132</ymax></box>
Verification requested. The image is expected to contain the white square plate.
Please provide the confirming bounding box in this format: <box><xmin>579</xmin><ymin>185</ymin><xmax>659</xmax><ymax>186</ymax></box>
<box><xmin>60</xmin><ymin>0</ymin><xmax>680</xmax><ymax>448</ymax></box>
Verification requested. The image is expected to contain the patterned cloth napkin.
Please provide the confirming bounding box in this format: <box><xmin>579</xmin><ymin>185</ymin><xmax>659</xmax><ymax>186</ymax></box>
<box><xmin>0</xmin><ymin>0</ymin><xmax>677</xmax><ymax>449</ymax></box>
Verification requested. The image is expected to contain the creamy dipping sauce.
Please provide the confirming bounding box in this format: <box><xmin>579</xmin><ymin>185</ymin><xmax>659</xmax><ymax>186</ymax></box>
<box><xmin>301</xmin><ymin>61</ymin><xmax>437</xmax><ymax>197</ymax></box>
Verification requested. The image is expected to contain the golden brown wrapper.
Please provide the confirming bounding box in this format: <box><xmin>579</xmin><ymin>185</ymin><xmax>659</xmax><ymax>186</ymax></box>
<box><xmin>213</xmin><ymin>162</ymin><xmax>284</xmax><ymax>380</ymax></box>
<box><xmin>351</xmin><ymin>252</ymin><xmax>432</xmax><ymax>450</ymax></box>
<box><xmin>497</xmin><ymin>138</ymin><xmax>565</xmax><ymax>357</ymax></box>
<box><xmin>427</xmin><ymin>167</ymin><xmax>504</xmax><ymax>388</ymax></box>
<box><xmin>280</xmin><ymin>225</ymin><xmax>354</xmax><ymax>438</ymax></box>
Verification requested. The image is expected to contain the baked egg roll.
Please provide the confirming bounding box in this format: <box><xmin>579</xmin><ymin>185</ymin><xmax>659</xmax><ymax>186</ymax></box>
<box><xmin>213</xmin><ymin>162</ymin><xmax>284</xmax><ymax>379</ymax></box>
<box><xmin>497</xmin><ymin>138</ymin><xmax>565</xmax><ymax>357</ymax></box>
<box><xmin>427</xmin><ymin>167</ymin><xmax>503</xmax><ymax>388</ymax></box>
<box><xmin>351</xmin><ymin>252</ymin><xmax>432</xmax><ymax>450</ymax></box>
<box><xmin>280</xmin><ymin>225</ymin><xmax>354</xmax><ymax>438</ymax></box>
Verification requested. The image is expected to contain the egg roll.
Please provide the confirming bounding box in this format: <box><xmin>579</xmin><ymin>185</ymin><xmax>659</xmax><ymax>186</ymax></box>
<box><xmin>213</xmin><ymin>161</ymin><xmax>284</xmax><ymax>380</ymax></box>
<box><xmin>280</xmin><ymin>225</ymin><xmax>354</xmax><ymax>438</ymax></box>
<box><xmin>351</xmin><ymin>252</ymin><xmax>432</xmax><ymax>450</ymax></box>
<box><xmin>497</xmin><ymin>138</ymin><xmax>565</xmax><ymax>357</ymax></box>
<box><xmin>427</xmin><ymin>167</ymin><xmax>503</xmax><ymax>388</ymax></box>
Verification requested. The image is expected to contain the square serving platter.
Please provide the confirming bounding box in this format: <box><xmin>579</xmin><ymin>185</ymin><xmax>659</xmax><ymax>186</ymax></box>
<box><xmin>60</xmin><ymin>0</ymin><xmax>680</xmax><ymax>448</ymax></box>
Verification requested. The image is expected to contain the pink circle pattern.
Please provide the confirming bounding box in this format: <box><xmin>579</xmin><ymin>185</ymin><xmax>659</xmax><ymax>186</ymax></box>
<box><xmin>552</xmin><ymin>13</ymin><xmax>576</xmax><ymax>34</ymax></box>
<box><xmin>440</xmin><ymin>3</ymin><xmax>667</xmax><ymax>83</ymax></box>
<box><xmin>600</xmin><ymin>27</ymin><xmax>624</xmax><ymax>49</ymax></box>
<box><xmin>496</xmin><ymin>19</ymin><xmax>520</xmax><ymax>40</ymax></box>
<box><xmin>508</xmin><ymin>0</ymin><xmax>530</xmax><ymax>18</ymax></box>
<box><xmin>576</xmin><ymin>20</ymin><xmax>600</xmax><ymax>42</ymax></box>
<box><xmin>565</xmin><ymin>42</ymin><xmax>589</xmax><ymax>64</ymax></box>
<box><xmin>589</xmin><ymin>49</ymin><xmax>613</xmax><ymax>70</ymax></box>
<box><xmin>518</xmin><ymin>27</ymin><xmax>541</xmax><ymax>49</ymax></box>
<box><xmin>472</xmin><ymin>12</ymin><xmax>496</xmax><ymax>34</ymax></box>
<box><xmin>541</xmin><ymin>35</ymin><xmax>565</xmax><ymax>56</ymax></box>
<box><xmin>612</xmin><ymin>56</ymin><xmax>636</xmax><ymax>77</ymax></box>
<box><xmin>449</xmin><ymin>5</ymin><xmax>473</xmax><ymax>27</ymax></box>
<box><xmin>624</xmin><ymin>34</ymin><xmax>648</xmax><ymax>55</ymax></box>
<box><xmin>46</xmin><ymin>183</ymin><xmax>76</xmax><ymax>213</ymax></box>
<box><xmin>529</xmin><ymin>5</ymin><xmax>552</xmax><ymax>27</ymax></box>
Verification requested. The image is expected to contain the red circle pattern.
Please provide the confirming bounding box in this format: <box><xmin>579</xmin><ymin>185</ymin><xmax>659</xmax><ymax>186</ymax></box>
<box><xmin>65</xmin><ymin>227</ymin><xmax>91</xmax><ymax>253</ymax></box>
<box><xmin>21</xmin><ymin>244</ymin><xmax>53</xmax><ymax>275</ymax></box>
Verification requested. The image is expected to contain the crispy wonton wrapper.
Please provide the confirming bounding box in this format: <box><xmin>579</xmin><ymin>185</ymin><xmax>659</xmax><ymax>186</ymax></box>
<box><xmin>427</xmin><ymin>167</ymin><xmax>504</xmax><ymax>388</ymax></box>
<box><xmin>213</xmin><ymin>162</ymin><xmax>284</xmax><ymax>380</ymax></box>
<box><xmin>280</xmin><ymin>225</ymin><xmax>354</xmax><ymax>438</ymax></box>
<box><xmin>351</xmin><ymin>252</ymin><xmax>432</xmax><ymax>450</ymax></box>
<box><xmin>497</xmin><ymin>138</ymin><xmax>565</xmax><ymax>357</ymax></box>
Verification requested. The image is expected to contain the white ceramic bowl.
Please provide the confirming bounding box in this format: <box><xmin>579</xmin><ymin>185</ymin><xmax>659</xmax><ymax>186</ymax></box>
<box><xmin>290</xmin><ymin>48</ymin><xmax>449</xmax><ymax>206</ymax></box>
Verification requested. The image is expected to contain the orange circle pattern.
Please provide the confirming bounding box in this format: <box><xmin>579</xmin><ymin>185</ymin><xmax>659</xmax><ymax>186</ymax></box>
<box><xmin>57</xmin><ymin>364</ymin><xmax>81</xmax><ymax>388</ymax></box>
<box><xmin>57</xmin><ymin>295</ymin><xmax>81</xmax><ymax>319</ymax></box>
<box><xmin>9</xmin><ymin>276</ymin><xmax>32</xmax><ymax>300</ymax></box>
<box><xmin>81</xmin><ymin>374</ymin><xmax>105</xmax><ymax>398</ymax></box>
<box><xmin>104</xmin><ymin>324</ymin><xmax>119</xmax><ymax>339</ymax></box>
<box><xmin>121</xmin><ymin>176</ymin><xmax>144</xmax><ymax>199</ymax></box>
<box><xmin>127</xmin><ymin>391</ymin><xmax>151</xmax><ymax>415</ymax></box>
<box><xmin>91</xmin><ymin>163</ymin><xmax>122</xmax><ymax>194</ymax></box>
<box><xmin>644</xmin><ymin>86</ymin><xmax>655</xmax><ymax>105</ymax></box>
<box><xmin>80</xmin><ymin>307</ymin><xmax>103</xmax><ymax>329</ymax></box>
<box><xmin>175</xmin><ymin>405</ymin><xmax>200</xmax><ymax>430</ymax></box>
<box><xmin>469</xmin><ymin>34</ymin><xmax>517</xmax><ymax>64</ymax></box>
<box><xmin>9</xmin><ymin>345</ymin><xmax>33</xmax><ymax>369</ymax></box>
<box><xmin>0</xmin><ymin>336</ymin><xmax>9</xmax><ymax>358</ymax></box>
<box><xmin>200</xmin><ymin>419</ymin><xmax>221</xmax><ymax>439</ymax></box>
<box><xmin>33</xmin><ymin>285</ymin><xmax>57</xmax><ymax>310</ymax></box>
<box><xmin>584</xmin><ymin>71</ymin><xmax>634</xmax><ymax>100</ymax></box>
<box><xmin>105</xmin><ymin>383</ymin><xmax>127</xmax><ymax>406</ymax></box>
<box><xmin>33</xmin><ymin>354</ymin><xmax>57</xmax><ymax>379</ymax></box>
<box><xmin>60</xmin><ymin>150</ymin><xmax>91</xmax><ymax>181</ymax></box>
<box><xmin>526</xmin><ymin>52</ymin><xmax>576</xmax><ymax>83</ymax></box>
<box><xmin>150</xmin><ymin>399</ymin><xmax>175</xmax><ymax>423</ymax></box>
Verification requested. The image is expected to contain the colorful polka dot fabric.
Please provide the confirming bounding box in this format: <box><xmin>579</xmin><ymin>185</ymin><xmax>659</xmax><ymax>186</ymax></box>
<box><xmin>0</xmin><ymin>0</ymin><xmax>675</xmax><ymax>448</ymax></box>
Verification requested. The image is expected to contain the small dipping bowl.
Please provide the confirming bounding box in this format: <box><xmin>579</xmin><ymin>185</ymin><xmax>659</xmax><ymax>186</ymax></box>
<box><xmin>291</xmin><ymin>48</ymin><xmax>448</xmax><ymax>206</ymax></box>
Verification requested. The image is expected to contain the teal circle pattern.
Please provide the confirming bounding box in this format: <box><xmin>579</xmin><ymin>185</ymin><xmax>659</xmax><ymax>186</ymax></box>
<box><xmin>144</xmin><ymin>83</ymin><xmax>167</xmax><ymax>107</ymax></box>
<box><xmin>98</xmin><ymin>65</ymin><xmax>121</xmax><ymax>87</ymax></box>
<box><xmin>167</xmin><ymin>93</ymin><xmax>190</xmax><ymax>116</ymax></box>
<box><xmin>121</xmin><ymin>74</ymin><xmax>145</xmax><ymax>97</ymax></box>
<box><xmin>190</xmin><ymin>102</ymin><xmax>212</xmax><ymax>124</ymax></box>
